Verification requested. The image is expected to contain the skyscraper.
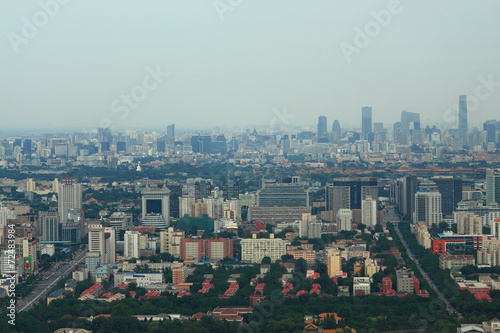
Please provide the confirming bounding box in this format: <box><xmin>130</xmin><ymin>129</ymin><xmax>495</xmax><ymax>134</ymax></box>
<box><xmin>58</xmin><ymin>178</ymin><xmax>82</xmax><ymax>222</ymax></box>
<box><xmin>317</xmin><ymin>116</ymin><xmax>327</xmax><ymax>141</ymax></box>
<box><xmin>325</xmin><ymin>178</ymin><xmax>378</xmax><ymax>215</ymax></box>
<box><xmin>458</xmin><ymin>95</ymin><xmax>468</xmax><ymax>144</ymax></box>
<box><xmin>327</xmin><ymin>248</ymin><xmax>342</xmax><ymax>278</ymax></box>
<box><xmin>337</xmin><ymin>209</ymin><xmax>352</xmax><ymax>231</ymax></box>
<box><xmin>484</xmin><ymin>120</ymin><xmax>497</xmax><ymax>144</ymax></box>
<box><xmin>195</xmin><ymin>180</ymin><xmax>212</xmax><ymax>200</ymax></box>
<box><xmin>223</xmin><ymin>181</ymin><xmax>239</xmax><ymax>200</ymax></box>
<box><xmin>361</xmin><ymin>107</ymin><xmax>372</xmax><ymax>134</ymax></box>
<box><xmin>141</xmin><ymin>185</ymin><xmax>170</xmax><ymax>230</ymax></box>
<box><xmin>431</xmin><ymin>176</ymin><xmax>462</xmax><ymax>217</ymax></box>
<box><xmin>166</xmin><ymin>183</ymin><xmax>182</xmax><ymax>218</ymax></box>
<box><xmin>413</xmin><ymin>181</ymin><xmax>442</xmax><ymax>227</ymax></box>
<box><xmin>361</xmin><ymin>195</ymin><xmax>377</xmax><ymax>226</ymax></box>
<box><xmin>167</xmin><ymin>124</ymin><xmax>175</xmax><ymax>140</ymax></box>
<box><xmin>331</xmin><ymin>120</ymin><xmax>341</xmax><ymax>142</ymax></box>
<box><xmin>22</xmin><ymin>139</ymin><xmax>32</xmax><ymax>156</ymax></box>
<box><xmin>486</xmin><ymin>169</ymin><xmax>500</xmax><ymax>205</ymax></box>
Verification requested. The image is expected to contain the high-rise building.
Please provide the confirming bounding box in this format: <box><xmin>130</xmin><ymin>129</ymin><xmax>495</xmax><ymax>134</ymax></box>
<box><xmin>413</xmin><ymin>181</ymin><xmax>442</xmax><ymax>227</ymax></box>
<box><xmin>361</xmin><ymin>195</ymin><xmax>377</xmax><ymax>226</ymax></box>
<box><xmin>317</xmin><ymin>116</ymin><xmax>327</xmax><ymax>141</ymax></box>
<box><xmin>26</xmin><ymin>178</ymin><xmax>36</xmax><ymax>192</ymax></box>
<box><xmin>85</xmin><ymin>251</ymin><xmax>101</xmax><ymax>279</ymax></box>
<box><xmin>395</xmin><ymin>111</ymin><xmax>421</xmax><ymax>144</ymax></box>
<box><xmin>124</xmin><ymin>231</ymin><xmax>147</xmax><ymax>259</ymax></box>
<box><xmin>431</xmin><ymin>176</ymin><xmax>462</xmax><ymax>217</ymax></box>
<box><xmin>458</xmin><ymin>95</ymin><xmax>468</xmax><ymax>144</ymax></box>
<box><xmin>58</xmin><ymin>178</ymin><xmax>82</xmax><ymax>223</ymax></box>
<box><xmin>116</xmin><ymin>141</ymin><xmax>126</xmax><ymax>152</ymax></box>
<box><xmin>167</xmin><ymin>124</ymin><xmax>175</xmax><ymax>140</ymax></box>
<box><xmin>241</xmin><ymin>234</ymin><xmax>286</xmax><ymax>263</ymax></box>
<box><xmin>331</xmin><ymin>120</ymin><xmax>341</xmax><ymax>142</ymax></box>
<box><xmin>108</xmin><ymin>212</ymin><xmax>133</xmax><ymax>232</ymax></box>
<box><xmin>38</xmin><ymin>211</ymin><xmax>59</xmax><ymax>242</ymax></box>
<box><xmin>327</xmin><ymin>248</ymin><xmax>342</xmax><ymax>278</ymax></box>
<box><xmin>88</xmin><ymin>222</ymin><xmax>116</xmax><ymax>265</ymax></box>
<box><xmin>492</xmin><ymin>218</ymin><xmax>500</xmax><ymax>240</ymax></box>
<box><xmin>361</xmin><ymin>107</ymin><xmax>372</xmax><ymax>135</ymax></box>
<box><xmin>195</xmin><ymin>180</ymin><xmax>212</xmax><ymax>200</ymax></box>
<box><xmin>396</xmin><ymin>268</ymin><xmax>418</xmax><ymax>293</ymax></box>
<box><xmin>484</xmin><ymin>120</ymin><xmax>497</xmax><ymax>144</ymax></box>
<box><xmin>486</xmin><ymin>169</ymin><xmax>500</xmax><ymax>205</ymax></box>
<box><xmin>141</xmin><ymin>185</ymin><xmax>170</xmax><ymax>230</ymax></box>
<box><xmin>88</xmin><ymin>222</ymin><xmax>105</xmax><ymax>261</ymax></box>
<box><xmin>325</xmin><ymin>178</ymin><xmax>378</xmax><ymax>218</ymax></box>
<box><xmin>160</xmin><ymin>227</ymin><xmax>185</xmax><ymax>258</ymax></box>
<box><xmin>223</xmin><ymin>181</ymin><xmax>239</xmax><ymax>200</ymax></box>
<box><xmin>337</xmin><ymin>209</ymin><xmax>352</xmax><ymax>231</ymax></box>
<box><xmin>257</xmin><ymin>183</ymin><xmax>308</xmax><ymax>207</ymax></box>
<box><xmin>172</xmin><ymin>262</ymin><xmax>186</xmax><ymax>285</ymax></box>
<box><xmin>23</xmin><ymin>139</ymin><xmax>32</xmax><ymax>156</ymax></box>
<box><xmin>393</xmin><ymin>175</ymin><xmax>419</xmax><ymax>220</ymax></box>
<box><xmin>191</xmin><ymin>135</ymin><xmax>212</xmax><ymax>154</ymax></box>
<box><xmin>456</xmin><ymin>212</ymin><xmax>482</xmax><ymax>235</ymax></box>
<box><xmin>166</xmin><ymin>183</ymin><xmax>182</xmax><ymax>218</ymax></box>
<box><xmin>180</xmin><ymin>238</ymin><xmax>233</xmax><ymax>260</ymax></box>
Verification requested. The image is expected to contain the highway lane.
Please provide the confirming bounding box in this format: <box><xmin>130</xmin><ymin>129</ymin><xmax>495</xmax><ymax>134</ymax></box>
<box><xmin>393</xmin><ymin>223</ymin><xmax>462</xmax><ymax>319</ymax></box>
<box><xmin>18</xmin><ymin>247</ymin><xmax>87</xmax><ymax>312</ymax></box>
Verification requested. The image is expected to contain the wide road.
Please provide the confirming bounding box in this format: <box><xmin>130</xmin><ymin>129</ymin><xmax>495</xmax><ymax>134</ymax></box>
<box><xmin>18</xmin><ymin>247</ymin><xmax>87</xmax><ymax>312</ymax></box>
<box><xmin>393</xmin><ymin>223</ymin><xmax>462</xmax><ymax>319</ymax></box>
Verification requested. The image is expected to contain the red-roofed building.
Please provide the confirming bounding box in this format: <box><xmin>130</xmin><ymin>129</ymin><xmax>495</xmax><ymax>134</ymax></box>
<box><xmin>198</xmin><ymin>280</ymin><xmax>214</xmax><ymax>294</ymax></box>
<box><xmin>474</xmin><ymin>292</ymin><xmax>492</xmax><ymax>302</ymax></box>
<box><xmin>118</xmin><ymin>283</ymin><xmax>128</xmax><ymax>289</ymax></box>
<box><xmin>310</xmin><ymin>284</ymin><xmax>321</xmax><ymax>295</ymax></box>
<box><xmin>296</xmin><ymin>290</ymin><xmax>308</xmax><ymax>296</ymax></box>
<box><xmin>80</xmin><ymin>284</ymin><xmax>103</xmax><ymax>297</ymax></box>
<box><xmin>218</xmin><ymin>282</ymin><xmax>239</xmax><ymax>299</ymax></box>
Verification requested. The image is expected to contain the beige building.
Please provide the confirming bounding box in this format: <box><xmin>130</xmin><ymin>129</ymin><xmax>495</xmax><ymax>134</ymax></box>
<box><xmin>364</xmin><ymin>258</ymin><xmax>379</xmax><ymax>278</ymax></box>
<box><xmin>327</xmin><ymin>248</ymin><xmax>342</xmax><ymax>278</ymax></box>
<box><xmin>456</xmin><ymin>212</ymin><xmax>482</xmax><ymax>235</ymax></box>
<box><xmin>413</xmin><ymin>222</ymin><xmax>432</xmax><ymax>250</ymax></box>
<box><xmin>241</xmin><ymin>234</ymin><xmax>286</xmax><ymax>263</ymax></box>
<box><xmin>159</xmin><ymin>227</ymin><xmax>185</xmax><ymax>258</ymax></box>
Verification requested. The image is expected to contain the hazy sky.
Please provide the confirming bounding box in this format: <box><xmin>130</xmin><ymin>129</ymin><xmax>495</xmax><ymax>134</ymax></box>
<box><xmin>2</xmin><ymin>0</ymin><xmax>500</xmax><ymax>133</ymax></box>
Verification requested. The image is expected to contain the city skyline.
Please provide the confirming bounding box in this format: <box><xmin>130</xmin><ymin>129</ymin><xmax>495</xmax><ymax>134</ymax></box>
<box><xmin>2</xmin><ymin>1</ymin><xmax>500</xmax><ymax>131</ymax></box>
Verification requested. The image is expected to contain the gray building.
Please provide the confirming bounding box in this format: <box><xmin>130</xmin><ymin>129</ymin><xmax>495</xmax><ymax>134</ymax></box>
<box><xmin>396</xmin><ymin>268</ymin><xmax>416</xmax><ymax>293</ymax></box>
<box><xmin>257</xmin><ymin>184</ymin><xmax>308</xmax><ymax>207</ymax></box>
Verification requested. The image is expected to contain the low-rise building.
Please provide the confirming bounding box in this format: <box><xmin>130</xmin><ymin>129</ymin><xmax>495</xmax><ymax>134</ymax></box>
<box><xmin>353</xmin><ymin>277</ymin><xmax>370</xmax><ymax>296</ymax></box>
<box><xmin>439</xmin><ymin>253</ymin><xmax>475</xmax><ymax>270</ymax></box>
<box><xmin>114</xmin><ymin>273</ymin><xmax>164</xmax><ymax>288</ymax></box>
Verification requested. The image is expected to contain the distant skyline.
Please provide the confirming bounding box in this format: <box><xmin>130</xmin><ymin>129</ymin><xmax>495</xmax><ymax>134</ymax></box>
<box><xmin>2</xmin><ymin>0</ymin><xmax>500</xmax><ymax>131</ymax></box>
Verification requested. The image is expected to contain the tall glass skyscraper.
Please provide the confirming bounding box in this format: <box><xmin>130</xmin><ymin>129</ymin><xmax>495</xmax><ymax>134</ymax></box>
<box><xmin>317</xmin><ymin>116</ymin><xmax>327</xmax><ymax>141</ymax></box>
<box><xmin>458</xmin><ymin>95</ymin><xmax>467</xmax><ymax>144</ymax></box>
<box><xmin>362</xmin><ymin>107</ymin><xmax>372</xmax><ymax>134</ymax></box>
